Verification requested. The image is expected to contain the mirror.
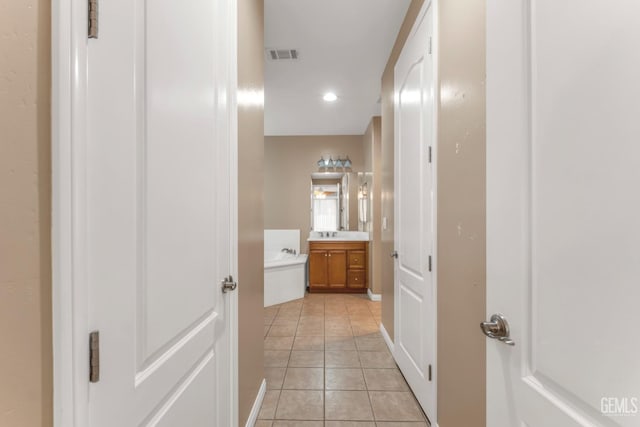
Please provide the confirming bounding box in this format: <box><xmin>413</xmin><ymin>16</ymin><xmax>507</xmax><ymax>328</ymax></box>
<box><xmin>310</xmin><ymin>172</ymin><xmax>371</xmax><ymax>231</ymax></box>
<box><xmin>357</xmin><ymin>172</ymin><xmax>372</xmax><ymax>232</ymax></box>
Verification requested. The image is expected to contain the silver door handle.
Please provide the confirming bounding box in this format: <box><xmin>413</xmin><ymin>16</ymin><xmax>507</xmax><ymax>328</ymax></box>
<box><xmin>390</xmin><ymin>251</ymin><xmax>398</xmax><ymax>259</ymax></box>
<box><xmin>480</xmin><ymin>313</ymin><xmax>515</xmax><ymax>346</ymax></box>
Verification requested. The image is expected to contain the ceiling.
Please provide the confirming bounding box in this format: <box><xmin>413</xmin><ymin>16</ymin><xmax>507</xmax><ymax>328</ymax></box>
<box><xmin>264</xmin><ymin>0</ymin><xmax>411</xmax><ymax>136</ymax></box>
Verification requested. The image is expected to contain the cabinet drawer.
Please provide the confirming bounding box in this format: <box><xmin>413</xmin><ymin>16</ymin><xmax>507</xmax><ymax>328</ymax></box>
<box><xmin>348</xmin><ymin>251</ymin><xmax>365</xmax><ymax>269</ymax></box>
<box><xmin>347</xmin><ymin>270</ymin><xmax>366</xmax><ymax>288</ymax></box>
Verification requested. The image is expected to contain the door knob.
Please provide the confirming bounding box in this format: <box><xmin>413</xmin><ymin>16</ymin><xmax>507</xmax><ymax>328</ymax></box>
<box><xmin>221</xmin><ymin>275</ymin><xmax>237</xmax><ymax>293</ymax></box>
<box><xmin>390</xmin><ymin>250</ymin><xmax>398</xmax><ymax>259</ymax></box>
<box><xmin>480</xmin><ymin>313</ymin><xmax>515</xmax><ymax>346</ymax></box>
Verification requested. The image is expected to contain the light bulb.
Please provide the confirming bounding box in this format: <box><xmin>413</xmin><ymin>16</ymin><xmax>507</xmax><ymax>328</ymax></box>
<box><xmin>323</xmin><ymin>92</ymin><xmax>338</xmax><ymax>102</ymax></box>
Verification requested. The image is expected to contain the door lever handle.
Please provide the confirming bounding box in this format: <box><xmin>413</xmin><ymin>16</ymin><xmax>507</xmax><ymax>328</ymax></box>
<box><xmin>390</xmin><ymin>251</ymin><xmax>398</xmax><ymax>259</ymax></box>
<box><xmin>480</xmin><ymin>313</ymin><xmax>515</xmax><ymax>346</ymax></box>
<box><xmin>498</xmin><ymin>336</ymin><xmax>515</xmax><ymax>346</ymax></box>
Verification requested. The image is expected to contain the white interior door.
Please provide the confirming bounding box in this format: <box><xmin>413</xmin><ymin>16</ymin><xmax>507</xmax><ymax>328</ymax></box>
<box><xmin>393</xmin><ymin>1</ymin><xmax>436</xmax><ymax>420</ymax></box>
<box><xmin>81</xmin><ymin>0</ymin><xmax>236</xmax><ymax>425</ymax></box>
<box><xmin>487</xmin><ymin>1</ymin><xmax>640</xmax><ymax>426</ymax></box>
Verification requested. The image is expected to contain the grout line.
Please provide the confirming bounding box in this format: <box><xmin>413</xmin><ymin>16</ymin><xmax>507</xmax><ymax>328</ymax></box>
<box><xmin>322</xmin><ymin>296</ymin><xmax>326</xmax><ymax>421</ymax></box>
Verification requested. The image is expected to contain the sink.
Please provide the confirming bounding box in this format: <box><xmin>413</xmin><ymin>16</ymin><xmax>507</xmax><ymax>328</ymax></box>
<box><xmin>307</xmin><ymin>231</ymin><xmax>370</xmax><ymax>241</ymax></box>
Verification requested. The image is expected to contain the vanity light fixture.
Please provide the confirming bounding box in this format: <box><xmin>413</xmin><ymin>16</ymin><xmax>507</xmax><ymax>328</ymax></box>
<box><xmin>317</xmin><ymin>156</ymin><xmax>331</xmax><ymax>171</ymax></box>
<box><xmin>323</xmin><ymin>92</ymin><xmax>338</xmax><ymax>102</ymax></box>
<box><xmin>316</xmin><ymin>155</ymin><xmax>352</xmax><ymax>172</ymax></box>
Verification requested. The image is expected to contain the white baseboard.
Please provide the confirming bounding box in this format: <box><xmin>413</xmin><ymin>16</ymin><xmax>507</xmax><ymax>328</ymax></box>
<box><xmin>380</xmin><ymin>322</ymin><xmax>394</xmax><ymax>353</ymax></box>
<box><xmin>367</xmin><ymin>288</ymin><xmax>381</xmax><ymax>301</ymax></box>
<box><xmin>245</xmin><ymin>378</ymin><xmax>266</xmax><ymax>427</ymax></box>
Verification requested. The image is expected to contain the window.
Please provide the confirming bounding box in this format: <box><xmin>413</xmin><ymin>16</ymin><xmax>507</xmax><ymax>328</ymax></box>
<box><xmin>311</xmin><ymin>184</ymin><xmax>340</xmax><ymax>231</ymax></box>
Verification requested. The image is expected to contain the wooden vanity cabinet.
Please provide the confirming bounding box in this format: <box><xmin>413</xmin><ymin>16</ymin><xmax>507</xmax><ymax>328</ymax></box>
<box><xmin>308</xmin><ymin>241</ymin><xmax>368</xmax><ymax>293</ymax></box>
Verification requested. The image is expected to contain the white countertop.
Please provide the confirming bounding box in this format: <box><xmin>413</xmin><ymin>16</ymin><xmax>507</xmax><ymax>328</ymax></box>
<box><xmin>307</xmin><ymin>231</ymin><xmax>370</xmax><ymax>242</ymax></box>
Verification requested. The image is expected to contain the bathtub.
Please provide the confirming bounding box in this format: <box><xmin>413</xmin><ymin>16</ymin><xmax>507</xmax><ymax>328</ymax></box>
<box><xmin>264</xmin><ymin>251</ymin><xmax>308</xmax><ymax>307</ymax></box>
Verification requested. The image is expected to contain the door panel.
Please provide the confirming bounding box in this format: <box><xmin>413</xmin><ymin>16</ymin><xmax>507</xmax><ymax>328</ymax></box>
<box><xmin>328</xmin><ymin>250</ymin><xmax>347</xmax><ymax>288</ymax></box>
<box><xmin>393</xmin><ymin>2</ymin><xmax>436</xmax><ymax>420</ymax></box>
<box><xmin>142</xmin><ymin>351</ymin><xmax>216</xmax><ymax>426</ymax></box>
<box><xmin>85</xmin><ymin>0</ymin><xmax>234</xmax><ymax>425</ymax></box>
<box><xmin>143</xmin><ymin>0</ymin><xmax>219</xmax><ymax>357</ymax></box>
<box><xmin>487</xmin><ymin>1</ymin><xmax>640</xmax><ymax>426</ymax></box>
<box><xmin>398</xmin><ymin>283</ymin><xmax>422</xmax><ymax>370</ymax></box>
<box><xmin>397</xmin><ymin>59</ymin><xmax>426</xmax><ymax>282</ymax></box>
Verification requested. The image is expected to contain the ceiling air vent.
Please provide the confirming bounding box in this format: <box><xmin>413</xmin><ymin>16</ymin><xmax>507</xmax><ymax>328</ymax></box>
<box><xmin>267</xmin><ymin>49</ymin><xmax>299</xmax><ymax>61</ymax></box>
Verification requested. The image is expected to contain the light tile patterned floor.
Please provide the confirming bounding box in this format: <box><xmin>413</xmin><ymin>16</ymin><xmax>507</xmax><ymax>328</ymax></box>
<box><xmin>258</xmin><ymin>293</ymin><xmax>430</xmax><ymax>427</ymax></box>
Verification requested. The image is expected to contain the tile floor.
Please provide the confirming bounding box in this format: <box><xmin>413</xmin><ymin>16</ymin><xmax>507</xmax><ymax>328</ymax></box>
<box><xmin>258</xmin><ymin>293</ymin><xmax>430</xmax><ymax>427</ymax></box>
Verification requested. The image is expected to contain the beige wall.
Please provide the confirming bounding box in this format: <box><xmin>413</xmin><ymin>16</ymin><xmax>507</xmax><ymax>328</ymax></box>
<box><xmin>436</xmin><ymin>0</ymin><xmax>486</xmax><ymax>424</ymax></box>
<box><xmin>0</xmin><ymin>0</ymin><xmax>53</xmax><ymax>427</ymax></box>
<box><xmin>264</xmin><ymin>135</ymin><xmax>365</xmax><ymax>253</ymax></box>
<box><xmin>362</xmin><ymin>118</ymin><xmax>382</xmax><ymax>294</ymax></box>
<box><xmin>380</xmin><ymin>0</ymin><xmax>425</xmax><ymax>341</ymax></box>
<box><xmin>0</xmin><ymin>0</ymin><xmax>53</xmax><ymax>426</ymax></box>
<box><xmin>237</xmin><ymin>0</ymin><xmax>265</xmax><ymax>424</ymax></box>
<box><xmin>380</xmin><ymin>0</ymin><xmax>486</xmax><ymax>426</ymax></box>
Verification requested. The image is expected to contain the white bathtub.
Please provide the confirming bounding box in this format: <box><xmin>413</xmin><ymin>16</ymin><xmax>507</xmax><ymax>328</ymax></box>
<box><xmin>264</xmin><ymin>251</ymin><xmax>308</xmax><ymax>307</ymax></box>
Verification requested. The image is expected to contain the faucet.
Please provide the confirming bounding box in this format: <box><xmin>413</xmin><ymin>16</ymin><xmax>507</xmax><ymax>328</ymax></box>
<box><xmin>281</xmin><ymin>248</ymin><xmax>297</xmax><ymax>255</ymax></box>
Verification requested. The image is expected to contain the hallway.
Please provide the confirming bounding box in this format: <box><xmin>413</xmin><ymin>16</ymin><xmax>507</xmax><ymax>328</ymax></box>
<box><xmin>258</xmin><ymin>294</ymin><xmax>429</xmax><ymax>426</ymax></box>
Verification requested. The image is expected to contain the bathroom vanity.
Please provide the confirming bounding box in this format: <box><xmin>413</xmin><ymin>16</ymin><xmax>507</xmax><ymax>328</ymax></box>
<box><xmin>308</xmin><ymin>233</ymin><xmax>369</xmax><ymax>293</ymax></box>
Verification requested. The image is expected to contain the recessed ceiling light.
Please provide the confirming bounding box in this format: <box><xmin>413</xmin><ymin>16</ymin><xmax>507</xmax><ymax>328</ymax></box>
<box><xmin>323</xmin><ymin>92</ymin><xmax>338</xmax><ymax>102</ymax></box>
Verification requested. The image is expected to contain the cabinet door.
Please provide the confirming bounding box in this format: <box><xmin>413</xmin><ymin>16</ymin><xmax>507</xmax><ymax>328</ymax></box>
<box><xmin>327</xmin><ymin>250</ymin><xmax>347</xmax><ymax>288</ymax></box>
<box><xmin>309</xmin><ymin>250</ymin><xmax>328</xmax><ymax>287</ymax></box>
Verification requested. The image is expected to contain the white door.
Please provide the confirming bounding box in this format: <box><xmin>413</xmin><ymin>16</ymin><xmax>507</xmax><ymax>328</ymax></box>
<box><xmin>82</xmin><ymin>0</ymin><xmax>236</xmax><ymax>425</ymax></box>
<box><xmin>393</xmin><ymin>1</ymin><xmax>436</xmax><ymax>420</ymax></box>
<box><xmin>486</xmin><ymin>1</ymin><xmax>640</xmax><ymax>426</ymax></box>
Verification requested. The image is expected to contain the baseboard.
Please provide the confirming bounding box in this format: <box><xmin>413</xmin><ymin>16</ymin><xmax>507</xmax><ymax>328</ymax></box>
<box><xmin>367</xmin><ymin>288</ymin><xmax>381</xmax><ymax>301</ymax></box>
<box><xmin>380</xmin><ymin>322</ymin><xmax>394</xmax><ymax>353</ymax></box>
<box><xmin>245</xmin><ymin>378</ymin><xmax>266</xmax><ymax>427</ymax></box>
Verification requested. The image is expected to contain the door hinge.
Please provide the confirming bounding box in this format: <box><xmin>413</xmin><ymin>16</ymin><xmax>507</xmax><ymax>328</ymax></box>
<box><xmin>428</xmin><ymin>146</ymin><xmax>432</xmax><ymax>163</ymax></box>
<box><xmin>89</xmin><ymin>331</ymin><xmax>100</xmax><ymax>383</ymax></box>
<box><xmin>88</xmin><ymin>0</ymin><xmax>99</xmax><ymax>39</ymax></box>
<box><xmin>428</xmin><ymin>255</ymin><xmax>432</xmax><ymax>272</ymax></box>
<box><xmin>428</xmin><ymin>364</ymin><xmax>432</xmax><ymax>381</ymax></box>
<box><xmin>428</xmin><ymin>37</ymin><xmax>432</xmax><ymax>55</ymax></box>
